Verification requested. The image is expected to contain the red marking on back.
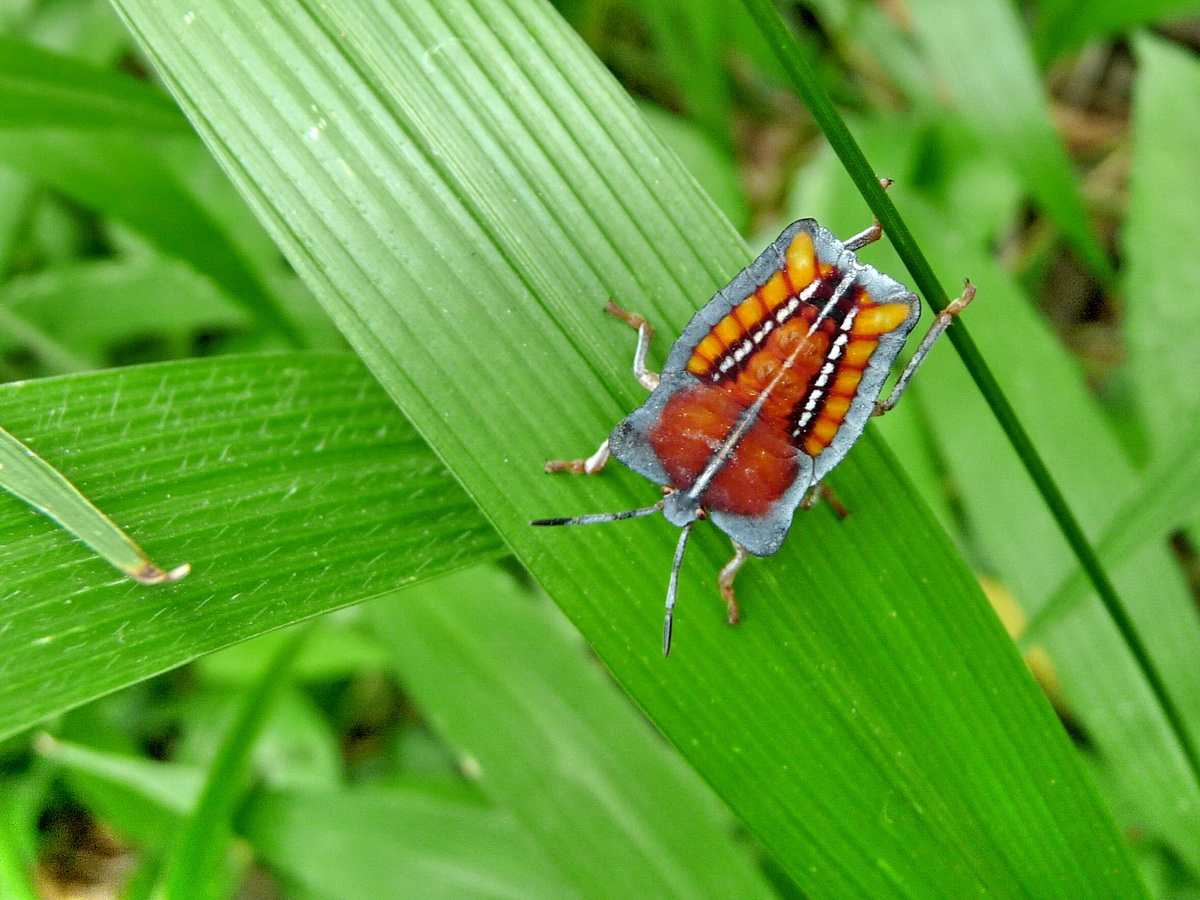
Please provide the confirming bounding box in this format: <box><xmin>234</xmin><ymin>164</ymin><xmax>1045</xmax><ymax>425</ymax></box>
<box><xmin>649</xmin><ymin>385</ymin><xmax>797</xmax><ymax>516</ymax></box>
<box><xmin>650</xmin><ymin>326</ymin><xmax>830</xmax><ymax>516</ymax></box>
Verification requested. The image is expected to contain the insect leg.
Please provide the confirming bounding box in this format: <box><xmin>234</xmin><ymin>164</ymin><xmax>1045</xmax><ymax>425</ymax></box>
<box><xmin>545</xmin><ymin>300</ymin><xmax>659</xmax><ymax>472</ymax></box>
<box><xmin>545</xmin><ymin>300</ymin><xmax>661</xmax><ymax>473</ymax></box>
<box><xmin>843</xmin><ymin>178</ymin><xmax>894</xmax><ymax>252</ymax></box>
<box><xmin>604</xmin><ymin>300</ymin><xmax>660</xmax><ymax>391</ymax></box>
<box><xmin>800</xmin><ymin>481</ymin><xmax>850</xmax><ymax>518</ymax></box>
<box><xmin>874</xmin><ymin>281</ymin><xmax>975</xmax><ymax>416</ymax></box>
<box><xmin>545</xmin><ymin>438</ymin><xmax>611</xmax><ymax>474</ymax></box>
<box><xmin>718</xmin><ymin>540</ymin><xmax>751</xmax><ymax>625</ymax></box>
<box><xmin>799</xmin><ymin>482</ymin><xmax>823</xmax><ymax>510</ymax></box>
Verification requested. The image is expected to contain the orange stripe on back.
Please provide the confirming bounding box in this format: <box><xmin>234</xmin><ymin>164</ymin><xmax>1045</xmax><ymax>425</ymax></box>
<box><xmin>733</xmin><ymin>290</ymin><xmax>770</xmax><ymax>332</ymax></box>
<box><xmin>823</xmin><ymin>394</ymin><xmax>851</xmax><ymax>418</ymax></box>
<box><xmin>804</xmin><ymin>403</ymin><xmax>853</xmax><ymax>456</ymax></box>
<box><xmin>694</xmin><ymin>333</ymin><xmax>724</xmax><ymax>364</ymax></box>
<box><xmin>760</xmin><ymin>270</ymin><xmax>790</xmax><ymax>310</ymax></box>
<box><xmin>686</xmin><ymin>229</ymin><xmax>821</xmax><ymax>378</ymax></box>
<box><xmin>842</xmin><ymin>340</ymin><xmax>877</xmax><ymax>367</ymax></box>
<box><xmin>831</xmin><ymin>367</ymin><xmax>863</xmax><ymax>396</ymax></box>
<box><xmin>851</xmin><ymin>302</ymin><xmax>910</xmax><ymax>337</ymax></box>
<box><xmin>714</xmin><ymin>315</ymin><xmax>742</xmax><ymax>347</ymax></box>
<box><xmin>784</xmin><ymin>231</ymin><xmax>815</xmax><ymax>288</ymax></box>
<box><xmin>811</xmin><ymin>418</ymin><xmax>839</xmax><ymax>443</ymax></box>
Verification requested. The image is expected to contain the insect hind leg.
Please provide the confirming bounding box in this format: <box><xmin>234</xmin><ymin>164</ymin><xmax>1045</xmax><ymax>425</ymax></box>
<box><xmin>842</xmin><ymin>178</ymin><xmax>894</xmax><ymax>252</ymax></box>
<box><xmin>874</xmin><ymin>281</ymin><xmax>976</xmax><ymax>416</ymax></box>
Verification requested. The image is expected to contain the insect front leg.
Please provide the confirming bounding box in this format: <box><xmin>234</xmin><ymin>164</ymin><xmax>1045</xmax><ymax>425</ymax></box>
<box><xmin>545</xmin><ymin>438</ymin><xmax>611</xmax><ymax>474</ymax></box>
<box><xmin>718</xmin><ymin>539</ymin><xmax>751</xmax><ymax>625</ymax></box>
<box><xmin>800</xmin><ymin>481</ymin><xmax>850</xmax><ymax>519</ymax></box>
<box><xmin>874</xmin><ymin>281</ymin><xmax>976</xmax><ymax>416</ymax></box>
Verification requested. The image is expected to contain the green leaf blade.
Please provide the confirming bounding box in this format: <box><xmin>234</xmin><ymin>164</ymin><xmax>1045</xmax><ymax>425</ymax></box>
<box><xmin>0</xmin><ymin>34</ymin><xmax>189</xmax><ymax>131</ymax></box>
<box><xmin>369</xmin><ymin>566</ymin><xmax>776</xmax><ymax>900</ymax></box>
<box><xmin>1035</xmin><ymin>0</ymin><xmax>1200</xmax><ymax>65</ymax></box>
<box><xmin>245</xmin><ymin>785</ymin><xmax>580</xmax><ymax>900</ymax></box>
<box><xmin>0</xmin><ymin>354</ymin><xmax>503</xmax><ymax>741</ymax></box>
<box><xmin>103</xmin><ymin>0</ymin><xmax>1145</xmax><ymax>894</ymax></box>
<box><xmin>1124</xmin><ymin>34</ymin><xmax>1200</xmax><ymax>459</ymax></box>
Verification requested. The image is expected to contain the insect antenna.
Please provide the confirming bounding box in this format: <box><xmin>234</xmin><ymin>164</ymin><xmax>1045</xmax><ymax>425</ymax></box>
<box><xmin>530</xmin><ymin>499</ymin><xmax>665</xmax><ymax>528</ymax></box>
<box><xmin>662</xmin><ymin>520</ymin><xmax>694</xmax><ymax>657</ymax></box>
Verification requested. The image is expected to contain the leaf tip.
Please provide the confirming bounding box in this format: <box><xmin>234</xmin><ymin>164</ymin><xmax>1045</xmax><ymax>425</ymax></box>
<box><xmin>125</xmin><ymin>560</ymin><xmax>192</xmax><ymax>585</ymax></box>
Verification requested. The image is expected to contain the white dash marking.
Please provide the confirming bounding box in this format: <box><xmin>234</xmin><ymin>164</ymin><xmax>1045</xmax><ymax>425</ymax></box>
<box><xmin>813</xmin><ymin>361</ymin><xmax>836</xmax><ymax>389</ymax></box>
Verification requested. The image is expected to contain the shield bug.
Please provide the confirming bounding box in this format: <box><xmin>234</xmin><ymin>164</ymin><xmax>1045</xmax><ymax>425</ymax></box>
<box><xmin>533</xmin><ymin>213</ymin><xmax>974</xmax><ymax>655</ymax></box>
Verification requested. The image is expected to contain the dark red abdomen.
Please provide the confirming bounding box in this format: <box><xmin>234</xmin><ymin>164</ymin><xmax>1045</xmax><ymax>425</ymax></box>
<box><xmin>648</xmin><ymin>320</ymin><xmax>829</xmax><ymax>516</ymax></box>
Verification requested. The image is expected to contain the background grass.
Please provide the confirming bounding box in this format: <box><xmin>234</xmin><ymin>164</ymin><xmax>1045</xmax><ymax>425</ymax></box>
<box><xmin>1</xmin><ymin>0</ymin><xmax>1198</xmax><ymax>897</ymax></box>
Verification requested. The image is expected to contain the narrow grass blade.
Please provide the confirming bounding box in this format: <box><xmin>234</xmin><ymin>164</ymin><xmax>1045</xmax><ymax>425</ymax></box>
<box><xmin>156</xmin><ymin>623</ymin><xmax>312</xmax><ymax>900</ymax></box>
<box><xmin>0</xmin><ymin>422</ymin><xmax>188</xmax><ymax>583</ymax></box>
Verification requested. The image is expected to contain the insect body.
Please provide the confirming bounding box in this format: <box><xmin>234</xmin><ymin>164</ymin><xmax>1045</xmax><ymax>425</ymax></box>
<box><xmin>534</xmin><ymin>216</ymin><xmax>973</xmax><ymax>655</ymax></box>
